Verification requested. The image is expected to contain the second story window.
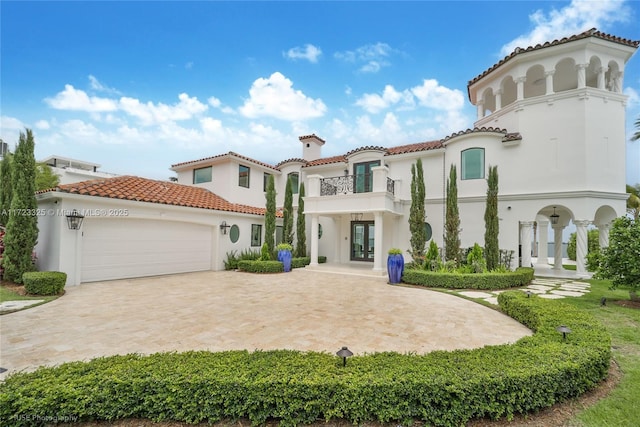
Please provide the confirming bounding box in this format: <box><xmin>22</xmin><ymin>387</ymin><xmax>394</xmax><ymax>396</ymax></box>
<box><xmin>354</xmin><ymin>160</ymin><xmax>380</xmax><ymax>193</ymax></box>
<box><xmin>461</xmin><ymin>148</ymin><xmax>485</xmax><ymax>180</ymax></box>
<box><xmin>263</xmin><ymin>173</ymin><xmax>271</xmax><ymax>192</ymax></box>
<box><xmin>239</xmin><ymin>165</ymin><xmax>250</xmax><ymax>188</ymax></box>
<box><xmin>288</xmin><ymin>172</ymin><xmax>299</xmax><ymax>194</ymax></box>
<box><xmin>193</xmin><ymin>166</ymin><xmax>212</xmax><ymax>184</ymax></box>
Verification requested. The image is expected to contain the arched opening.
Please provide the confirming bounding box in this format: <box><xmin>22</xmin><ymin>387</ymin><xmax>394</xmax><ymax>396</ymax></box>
<box><xmin>553</xmin><ymin>58</ymin><xmax>578</xmax><ymax>92</ymax></box>
<box><xmin>527</xmin><ymin>205</ymin><xmax>575</xmax><ymax>271</ymax></box>
<box><xmin>606</xmin><ymin>60</ymin><xmax>621</xmax><ymax>92</ymax></box>
<box><xmin>501</xmin><ymin>76</ymin><xmax>516</xmax><ymax>108</ymax></box>
<box><xmin>524</xmin><ymin>64</ymin><xmax>545</xmax><ymax>98</ymax></box>
<box><xmin>482</xmin><ymin>87</ymin><xmax>495</xmax><ymax>115</ymax></box>
<box><xmin>586</xmin><ymin>55</ymin><xmax>601</xmax><ymax>88</ymax></box>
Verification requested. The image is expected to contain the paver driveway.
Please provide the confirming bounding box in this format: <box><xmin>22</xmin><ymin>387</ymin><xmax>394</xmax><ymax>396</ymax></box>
<box><xmin>0</xmin><ymin>269</ymin><xmax>531</xmax><ymax>379</ymax></box>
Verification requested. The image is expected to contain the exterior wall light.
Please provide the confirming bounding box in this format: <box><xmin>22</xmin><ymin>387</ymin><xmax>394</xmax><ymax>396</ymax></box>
<box><xmin>66</xmin><ymin>209</ymin><xmax>85</xmax><ymax>230</ymax></box>
<box><xmin>220</xmin><ymin>221</ymin><xmax>231</xmax><ymax>235</ymax></box>
<box><xmin>550</xmin><ymin>207</ymin><xmax>560</xmax><ymax>225</ymax></box>
<box><xmin>336</xmin><ymin>346</ymin><xmax>353</xmax><ymax>367</ymax></box>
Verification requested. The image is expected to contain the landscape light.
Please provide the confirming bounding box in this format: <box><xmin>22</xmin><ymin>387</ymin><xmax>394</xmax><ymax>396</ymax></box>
<box><xmin>336</xmin><ymin>346</ymin><xmax>353</xmax><ymax>367</ymax></box>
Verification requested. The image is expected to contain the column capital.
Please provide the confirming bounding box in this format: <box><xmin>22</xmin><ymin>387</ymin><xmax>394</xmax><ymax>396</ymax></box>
<box><xmin>544</xmin><ymin>70</ymin><xmax>556</xmax><ymax>77</ymax></box>
<box><xmin>598</xmin><ymin>66</ymin><xmax>609</xmax><ymax>74</ymax></box>
<box><xmin>574</xmin><ymin>219</ymin><xmax>591</xmax><ymax>227</ymax></box>
<box><xmin>537</xmin><ymin>219</ymin><xmax>549</xmax><ymax>227</ymax></box>
<box><xmin>575</xmin><ymin>63</ymin><xmax>589</xmax><ymax>70</ymax></box>
<box><xmin>515</xmin><ymin>76</ymin><xmax>527</xmax><ymax>84</ymax></box>
<box><xmin>520</xmin><ymin>220</ymin><xmax>535</xmax><ymax>227</ymax></box>
<box><xmin>494</xmin><ymin>88</ymin><xmax>503</xmax><ymax>95</ymax></box>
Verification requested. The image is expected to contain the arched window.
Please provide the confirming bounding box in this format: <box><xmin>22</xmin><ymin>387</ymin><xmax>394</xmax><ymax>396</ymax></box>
<box><xmin>461</xmin><ymin>148</ymin><xmax>485</xmax><ymax>180</ymax></box>
<box><xmin>288</xmin><ymin>172</ymin><xmax>299</xmax><ymax>194</ymax></box>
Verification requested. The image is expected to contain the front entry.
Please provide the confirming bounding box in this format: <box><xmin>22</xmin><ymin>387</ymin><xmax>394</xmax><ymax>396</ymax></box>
<box><xmin>351</xmin><ymin>221</ymin><xmax>374</xmax><ymax>261</ymax></box>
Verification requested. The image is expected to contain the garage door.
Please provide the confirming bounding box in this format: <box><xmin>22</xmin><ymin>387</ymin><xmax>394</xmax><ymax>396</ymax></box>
<box><xmin>81</xmin><ymin>219</ymin><xmax>213</xmax><ymax>282</ymax></box>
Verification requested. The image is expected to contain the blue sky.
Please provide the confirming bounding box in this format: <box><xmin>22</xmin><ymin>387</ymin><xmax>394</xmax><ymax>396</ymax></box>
<box><xmin>1</xmin><ymin>0</ymin><xmax>639</xmax><ymax>184</ymax></box>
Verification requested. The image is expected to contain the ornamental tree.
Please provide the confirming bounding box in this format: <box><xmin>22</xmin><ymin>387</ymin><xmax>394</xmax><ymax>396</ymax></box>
<box><xmin>444</xmin><ymin>164</ymin><xmax>460</xmax><ymax>263</ymax></box>
<box><xmin>408</xmin><ymin>159</ymin><xmax>426</xmax><ymax>263</ymax></box>
<box><xmin>0</xmin><ymin>151</ymin><xmax>12</xmax><ymax>227</ymax></box>
<box><xmin>595</xmin><ymin>216</ymin><xmax>640</xmax><ymax>296</ymax></box>
<box><xmin>295</xmin><ymin>183</ymin><xmax>306</xmax><ymax>257</ymax></box>
<box><xmin>484</xmin><ymin>165</ymin><xmax>499</xmax><ymax>270</ymax></box>
<box><xmin>3</xmin><ymin>129</ymin><xmax>38</xmax><ymax>283</ymax></box>
<box><xmin>282</xmin><ymin>176</ymin><xmax>294</xmax><ymax>245</ymax></box>
<box><xmin>264</xmin><ymin>174</ymin><xmax>276</xmax><ymax>259</ymax></box>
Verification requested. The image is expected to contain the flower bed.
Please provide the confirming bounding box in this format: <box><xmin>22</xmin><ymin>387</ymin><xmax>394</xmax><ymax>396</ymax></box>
<box><xmin>402</xmin><ymin>267</ymin><xmax>534</xmax><ymax>290</ymax></box>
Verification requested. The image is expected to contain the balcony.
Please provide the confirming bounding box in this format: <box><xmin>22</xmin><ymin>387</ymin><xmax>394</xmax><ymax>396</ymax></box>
<box><xmin>320</xmin><ymin>175</ymin><xmax>395</xmax><ymax>196</ymax></box>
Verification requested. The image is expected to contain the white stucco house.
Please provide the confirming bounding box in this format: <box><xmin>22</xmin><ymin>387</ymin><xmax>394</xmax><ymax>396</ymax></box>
<box><xmin>40</xmin><ymin>155</ymin><xmax>117</xmax><ymax>185</ymax></box>
<box><xmin>36</xmin><ymin>28</ymin><xmax>638</xmax><ymax>285</ymax></box>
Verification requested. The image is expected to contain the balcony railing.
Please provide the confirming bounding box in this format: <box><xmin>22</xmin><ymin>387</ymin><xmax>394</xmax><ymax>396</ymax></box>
<box><xmin>320</xmin><ymin>175</ymin><xmax>395</xmax><ymax>196</ymax></box>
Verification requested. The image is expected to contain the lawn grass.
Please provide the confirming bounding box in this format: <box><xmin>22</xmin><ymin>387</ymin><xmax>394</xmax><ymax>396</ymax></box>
<box><xmin>563</xmin><ymin>279</ymin><xmax>640</xmax><ymax>426</ymax></box>
<box><xmin>0</xmin><ymin>284</ymin><xmax>58</xmax><ymax>312</ymax></box>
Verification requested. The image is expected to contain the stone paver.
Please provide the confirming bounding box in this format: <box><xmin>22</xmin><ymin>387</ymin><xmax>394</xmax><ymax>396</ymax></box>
<box><xmin>458</xmin><ymin>291</ymin><xmax>494</xmax><ymax>299</ymax></box>
<box><xmin>550</xmin><ymin>289</ymin><xmax>588</xmax><ymax>297</ymax></box>
<box><xmin>0</xmin><ymin>270</ymin><xmax>532</xmax><ymax>380</ymax></box>
<box><xmin>0</xmin><ymin>300</ymin><xmax>44</xmax><ymax>312</ymax></box>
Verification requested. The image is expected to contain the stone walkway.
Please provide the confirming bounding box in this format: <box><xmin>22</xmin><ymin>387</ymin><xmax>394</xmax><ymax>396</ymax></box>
<box><xmin>0</xmin><ymin>270</ymin><xmax>532</xmax><ymax>380</ymax></box>
<box><xmin>455</xmin><ymin>278</ymin><xmax>590</xmax><ymax>305</ymax></box>
<box><xmin>0</xmin><ymin>299</ymin><xmax>45</xmax><ymax>313</ymax></box>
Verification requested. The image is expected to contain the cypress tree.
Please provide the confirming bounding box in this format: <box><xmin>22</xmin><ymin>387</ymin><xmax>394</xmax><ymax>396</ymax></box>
<box><xmin>0</xmin><ymin>151</ymin><xmax>13</xmax><ymax>226</ymax></box>
<box><xmin>444</xmin><ymin>164</ymin><xmax>460</xmax><ymax>263</ymax></box>
<box><xmin>484</xmin><ymin>165</ymin><xmax>499</xmax><ymax>270</ymax></box>
<box><xmin>409</xmin><ymin>159</ymin><xmax>426</xmax><ymax>262</ymax></box>
<box><xmin>3</xmin><ymin>129</ymin><xmax>38</xmax><ymax>283</ymax></box>
<box><xmin>295</xmin><ymin>183</ymin><xmax>306</xmax><ymax>257</ymax></box>
<box><xmin>264</xmin><ymin>174</ymin><xmax>276</xmax><ymax>258</ymax></box>
<box><xmin>282</xmin><ymin>177</ymin><xmax>294</xmax><ymax>245</ymax></box>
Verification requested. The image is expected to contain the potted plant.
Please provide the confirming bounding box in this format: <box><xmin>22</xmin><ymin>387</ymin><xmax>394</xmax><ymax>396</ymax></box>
<box><xmin>387</xmin><ymin>248</ymin><xmax>404</xmax><ymax>284</ymax></box>
<box><xmin>276</xmin><ymin>243</ymin><xmax>293</xmax><ymax>272</ymax></box>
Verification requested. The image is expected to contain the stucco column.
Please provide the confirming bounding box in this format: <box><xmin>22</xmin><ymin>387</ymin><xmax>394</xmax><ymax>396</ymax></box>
<box><xmin>545</xmin><ymin>70</ymin><xmax>555</xmax><ymax>95</ymax></box>
<box><xmin>515</xmin><ymin>76</ymin><xmax>526</xmax><ymax>100</ymax></box>
<box><xmin>613</xmin><ymin>71</ymin><xmax>623</xmax><ymax>93</ymax></box>
<box><xmin>598</xmin><ymin>222</ymin><xmax>610</xmax><ymax>248</ymax></box>
<box><xmin>371</xmin><ymin>165</ymin><xmax>389</xmax><ymax>193</ymax></box>
<box><xmin>520</xmin><ymin>221</ymin><xmax>533</xmax><ymax>267</ymax></box>
<box><xmin>333</xmin><ymin>217</ymin><xmax>340</xmax><ymax>263</ymax></box>
<box><xmin>536</xmin><ymin>220</ymin><xmax>549</xmax><ymax>265</ymax></box>
<box><xmin>553</xmin><ymin>225</ymin><xmax>564</xmax><ymax>270</ymax></box>
<box><xmin>597</xmin><ymin>67</ymin><xmax>608</xmax><ymax>90</ymax></box>
<box><xmin>495</xmin><ymin>89</ymin><xmax>502</xmax><ymax>111</ymax></box>
<box><xmin>306</xmin><ymin>174</ymin><xmax>322</xmax><ymax>197</ymax></box>
<box><xmin>575</xmin><ymin>220</ymin><xmax>590</xmax><ymax>277</ymax></box>
<box><xmin>576</xmin><ymin>63</ymin><xmax>588</xmax><ymax>88</ymax></box>
<box><xmin>476</xmin><ymin>100</ymin><xmax>485</xmax><ymax>119</ymax></box>
<box><xmin>373</xmin><ymin>211</ymin><xmax>383</xmax><ymax>272</ymax></box>
<box><xmin>309</xmin><ymin>214</ymin><xmax>319</xmax><ymax>266</ymax></box>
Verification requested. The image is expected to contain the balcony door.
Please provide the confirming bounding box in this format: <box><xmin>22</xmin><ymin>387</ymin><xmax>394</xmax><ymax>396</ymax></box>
<box><xmin>351</xmin><ymin>221</ymin><xmax>375</xmax><ymax>261</ymax></box>
<box><xmin>354</xmin><ymin>161</ymin><xmax>380</xmax><ymax>193</ymax></box>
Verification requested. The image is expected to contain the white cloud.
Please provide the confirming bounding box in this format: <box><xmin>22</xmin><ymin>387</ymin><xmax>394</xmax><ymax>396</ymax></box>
<box><xmin>119</xmin><ymin>93</ymin><xmax>208</xmax><ymax>126</ymax></box>
<box><xmin>88</xmin><ymin>75</ymin><xmax>120</xmax><ymax>95</ymax></box>
<box><xmin>411</xmin><ymin>79</ymin><xmax>465</xmax><ymax>111</ymax></box>
<box><xmin>334</xmin><ymin>42</ymin><xmax>395</xmax><ymax>73</ymax></box>
<box><xmin>35</xmin><ymin>120</ymin><xmax>50</xmax><ymax>130</ymax></box>
<box><xmin>500</xmin><ymin>0</ymin><xmax>630</xmax><ymax>57</ymax></box>
<box><xmin>208</xmin><ymin>96</ymin><xmax>221</xmax><ymax>108</ymax></box>
<box><xmin>284</xmin><ymin>44</ymin><xmax>322</xmax><ymax>63</ymax></box>
<box><xmin>356</xmin><ymin>85</ymin><xmax>414</xmax><ymax>114</ymax></box>
<box><xmin>239</xmin><ymin>72</ymin><xmax>327</xmax><ymax>121</ymax></box>
<box><xmin>624</xmin><ymin>87</ymin><xmax>639</xmax><ymax>108</ymax></box>
<box><xmin>46</xmin><ymin>85</ymin><xmax>119</xmax><ymax>112</ymax></box>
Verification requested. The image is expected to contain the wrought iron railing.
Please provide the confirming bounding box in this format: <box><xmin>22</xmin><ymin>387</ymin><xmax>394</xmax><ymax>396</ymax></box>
<box><xmin>320</xmin><ymin>175</ymin><xmax>395</xmax><ymax>196</ymax></box>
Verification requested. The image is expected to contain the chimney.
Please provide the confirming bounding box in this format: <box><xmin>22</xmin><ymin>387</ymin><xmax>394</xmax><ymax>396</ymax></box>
<box><xmin>299</xmin><ymin>134</ymin><xmax>325</xmax><ymax>161</ymax></box>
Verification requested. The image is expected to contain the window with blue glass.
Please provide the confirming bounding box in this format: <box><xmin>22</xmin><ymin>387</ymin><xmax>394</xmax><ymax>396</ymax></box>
<box><xmin>354</xmin><ymin>160</ymin><xmax>380</xmax><ymax>193</ymax></box>
<box><xmin>461</xmin><ymin>148</ymin><xmax>485</xmax><ymax>180</ymax></box>
<box><xmin>288</xmin><ymin>172</ymin><xmax>299</xmax><ymax>194</ymax></box>
<box><xmin>193</xmin><ymin>166</ymin><xmax>212</xmax><ymax>184</ymax></box>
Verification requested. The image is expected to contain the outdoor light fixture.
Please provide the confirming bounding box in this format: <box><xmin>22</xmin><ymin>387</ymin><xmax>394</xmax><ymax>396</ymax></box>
<box><xmin>556</xmin><ymin>325</ymin><xmax>572</xmax><ymax>341</ymax></box>
<box><xmin>219</xmin><ymin>221</ymin><xmax>231</xmax><ymax>235</ymax></box>
<box><xmin>526</xmin><ymin>290</ymin><xmax>533</xmax><ymax>298</ymax></box>
<box><xmin>66</xmin><ymin>209</ymin><xmax>85</xmax><ymax>230</ymax></box>
<box><xmin>336</xmin><ymin>346</ymin><xmax>353</xmax><ymax>367</ymax></box>
<box><xmin>550</xmin><ymin>207</ymin><xmax>560</xmax><ymax>225</ymax></box>
<box><xmin>350</xmin><ymin>213</ymin><xmax>363</xmax><ymax>221</ymax></box>
<box><xmin>600</xmin><ymin>297</ymin><xmax>607</xmax><ymax>306</ymax></box>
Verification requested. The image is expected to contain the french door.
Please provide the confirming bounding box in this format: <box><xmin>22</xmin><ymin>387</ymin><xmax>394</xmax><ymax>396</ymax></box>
<box><xmin>351</xmin><ymin>221</ymin><xmax>375</xmax><ymax>261</ymax></box>
<box><xmin>354</xmin><ymin>161</ymin><xmax>380</xmax><ymax>193</ymax></box>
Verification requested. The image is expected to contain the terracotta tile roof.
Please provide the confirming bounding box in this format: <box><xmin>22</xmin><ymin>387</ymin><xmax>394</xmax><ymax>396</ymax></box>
<box><xmin>304</xmin><ymin>155</ymin><xmax>347</xmax><ymax>167</ymax></box>
<box><xmin>345</xmin><ymin>146</ymin><xmax>387</xmax><ymax>157</ymax></box>
<box><xmin>442</xmin><ymin>127</ymin><xmax>513</xmax><ymax>142</ymax></box>
<box><xmin>468</xmin><ymin>28</ymin><xmax>640</xmax><ymax>88</ymax></box>
<box><xmin>171</xmin><ymin>151</ymin><xmax>279</xmax><ymax>171</ymax></box>
<box><xmin>299</xmin><ymin>134</ymin><xmax>326</xmax><ymax>143</ymax></box>
<box><xmin>275</xmin><ymin>158</ymin><xmax>308</xmax><ymax>168</ymax></box>
<box><xmin>385</xmin><ymin>140</ymin><xmax>443</xmax><ymax>155</ymax></box>
<box><xmin>45</xmin><ymin>175</ymin><xmax>274</xmax><ymax>216</ymax></box>
<box><xmin>502</xmin><ymin>132</ymin><xmax>523</xmax><ymax>142</ymax></box>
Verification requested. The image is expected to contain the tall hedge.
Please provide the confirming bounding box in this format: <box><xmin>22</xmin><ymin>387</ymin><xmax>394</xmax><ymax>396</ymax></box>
<box><xmin>409</xmin><ymin>159</ymin><xmax>426</xmax><ymax>262</ymax></box>
<box><xmin>2</xmin><ymin>129</ymin><xmax>38</xmax><ymax>283</ymax></box>
<box><xmin>264</xmin><ymin>174</ymin><xmax>276</xmax><ymax>258</ymax></box>
<box><xmin>0</xmin><ymin>151</ymin><xmax>12</xmax><ymax>227</ymax></box>
<box><xmin>444</xmin><ymin>164</ymin><xmax>460</xmax><ymax>263</ymax></box>
<box><xmin>484</xmin><ymin>165</ymin><xmax>499</xmax><ymax>270</ymax></box>
<box><xmin>295</xmin><ymin>183</ymin><xmax>306</xmax><ymax>257</ymax></box>
<box><xmin>282</xmin><ymin>176</ymin><xmax>294</xmax><ymax>245</ymax></box>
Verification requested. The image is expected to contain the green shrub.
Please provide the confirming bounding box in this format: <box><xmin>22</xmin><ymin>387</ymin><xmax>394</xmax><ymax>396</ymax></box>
<box><xmin>0</xmin><ymin>292</ymin><xmax>609</xmax><ymax>427</ymax></box>
<box><xmin>318</xmin><ymin>255</ymin><xmax>327</xmax><ymax>263</ymax></box>
<box><xmin>424</xmin><ymin>240</ymin><xmax>441</xmax><ymax>271</ymax></box>
<box><xmin>22</xmin><ymin>271</ymin><xmax>66</xmax><ymax>295</ymax></box>
<box><xmin>402</xmin><ymin>267</ymin><xmax>534</xmax><ymax>290</ymax></box>
<box><xmin>223</xmin><ymin>250</ymin><xmax>239</xmax><ymax>270</ymax></box>
<box><xmin>237</xmin><ymin>260</ymin><xmax>284</xmax><ymax>273</ymax></box>
<box><xmin>292</xmin><ymin>257</ymin><xmax>311</xmax><ymax>269</ymax></box>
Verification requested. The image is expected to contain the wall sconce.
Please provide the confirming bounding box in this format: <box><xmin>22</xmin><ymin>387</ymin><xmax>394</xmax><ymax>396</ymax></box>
<box><xmin>550</xmin><ymin>206</ymin><xmax>560</xmax><ymax>225</ymax></box>
<box><xmin>66</xmin><ymin>209</ymin><xmax>85</xmax><ymax>230</ymax></box>
<box><xmin>336</xmin><ymin>346</ymin><xmax>353</xmax><ymax>367</ymax></box>
<box><xmin>219</xmin><ymin>221</ymin><xmax>231</xmax><ymax>235</ymax></box>
<box><xmin>350</xmin><ymin>213</ymin><xmax>363</xmax><ymax>221</ymax></box>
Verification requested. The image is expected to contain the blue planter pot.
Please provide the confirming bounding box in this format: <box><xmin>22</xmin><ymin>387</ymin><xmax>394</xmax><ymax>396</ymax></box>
<box><xmin>277</xmin><ymin>249</ymin><xmax>292</xmax><ymax>272</ymax></box>
<box><xmin>387</xmin><ymin>254</ymin><xmax>404</xmax><ymax>284</ymax></box>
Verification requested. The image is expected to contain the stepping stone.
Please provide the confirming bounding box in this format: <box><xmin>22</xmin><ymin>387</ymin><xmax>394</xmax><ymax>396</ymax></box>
<box><xmin>538</xmin><ymin>294</ymin><xmax>566</xmax><ymax>299</ymax></box>
<box><xmin>550</xmin><ymin>290</ymin><xmax>585</xmax><ymax>297</ymax></box>
<box><xmin>0</xmin><ymin>300</ymin><xmax>45</xmax><ymax>311</ymax></box>
<box><xmin>528</xmin><ymin>284</ymin><xmax>555</xmax><ymax>291</ymax></box>
<box><xmin>484</xmin><ymin>297</ymin><xmax>499</xmax><ymax>305</ymax></box>
<box><xmin>559</xmin><ymin>285</ymin><xmax>590</xmax><ymax>292</ymax></box>
<box><xmin>458</xmin><ymin>291</ymin><xmax>494</xmax><ymax>299</ymax></box>
<box><xmin>564</xmin><ymin>282</ymin><xmax>590</xmax><ymax>288</ymax></box>
<box><xmin>522</xmin><ymin>288</ymin><xmax>547</xmax><ymax>294</ymax></box>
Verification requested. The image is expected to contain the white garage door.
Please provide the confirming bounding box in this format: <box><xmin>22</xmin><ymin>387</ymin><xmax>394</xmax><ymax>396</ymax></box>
<box><xmin>81</xmin><ymin>219</ymin><xmax>213</xmax><ymax>282</ymax></box>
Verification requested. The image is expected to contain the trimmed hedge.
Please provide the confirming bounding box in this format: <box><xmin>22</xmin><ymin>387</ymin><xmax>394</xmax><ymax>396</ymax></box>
<box><xmin>402</xmin><ymin>267</ymin><xmax>534</xmax><ymax>290</ymax></box>
<box><xmin>0</xmin><ymin>292</ymin><xmax>609</xmax><ymax>427</ymax></box>
<box><xmin>21</xmin><ymin>271</ymin><xmax>67</xmax><ymax>295</ymax></box>
<box><xmin>292</xmin><ymin>257</ymin><xmax>311</xmax><ymax>269</ymax></box>
<box><xmin>237</xmin><ymin>260</ymin><xmax>283</xmax><ymax>273</ymax></box>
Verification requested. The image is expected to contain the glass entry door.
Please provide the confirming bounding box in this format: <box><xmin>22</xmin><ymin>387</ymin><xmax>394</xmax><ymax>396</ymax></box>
<box><xmin>351</xmin><ymin>221</ymin><xmax>375</xmax><ymax>261</ymax></box>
